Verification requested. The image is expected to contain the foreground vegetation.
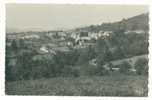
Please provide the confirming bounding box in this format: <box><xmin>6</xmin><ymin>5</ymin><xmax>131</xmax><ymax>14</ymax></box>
<box><xmin>6</xmin><ymin>75</ymin><xmax>148</xmax><ymax>96</ymax></box>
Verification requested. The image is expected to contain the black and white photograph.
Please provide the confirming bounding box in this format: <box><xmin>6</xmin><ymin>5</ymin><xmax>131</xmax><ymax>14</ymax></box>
<box><xmin>5</xmin><ymin>4</ymin><xmax>149</xmax><ymax>96</ymax></box>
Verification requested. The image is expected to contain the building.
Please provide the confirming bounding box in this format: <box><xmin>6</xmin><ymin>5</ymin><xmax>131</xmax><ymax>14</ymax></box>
<box><xmin>124</xmin><ymin>30</ymin><xmax>145</xmax><ymax>34</ymax></box>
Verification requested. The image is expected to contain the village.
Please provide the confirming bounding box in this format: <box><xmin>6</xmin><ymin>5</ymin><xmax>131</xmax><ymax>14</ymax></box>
<box><xmin>6</xmin><ymin>27</ymin><xmax>148</xmax><ymax>75</ymax></box>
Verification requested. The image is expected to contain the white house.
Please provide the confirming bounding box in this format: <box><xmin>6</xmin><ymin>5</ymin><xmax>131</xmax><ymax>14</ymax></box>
<box><xmin>21</xmin><ymin>34</ymin><xmax>40</xmax><ymax>39</ymax></box>
<box><xmin>125</xmin><ymin>30</ymin><xmax>145</xmax><ymax>34</ymax></box>
<box><xmin>39</xmin><ymin>46</ymin><xmax>49</xmax><ymax>53</ymax></box>
<box><xmin>58</xmin><ymin>32</ymin><xmax>67</xmax><ymax>37</ymax></box>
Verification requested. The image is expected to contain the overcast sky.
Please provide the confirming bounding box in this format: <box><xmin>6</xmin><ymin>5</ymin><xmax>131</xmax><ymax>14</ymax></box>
<box><xmin>6</xmin><ymin>4</ymin><xmax>148</xmax><ymax>31</ymax></box>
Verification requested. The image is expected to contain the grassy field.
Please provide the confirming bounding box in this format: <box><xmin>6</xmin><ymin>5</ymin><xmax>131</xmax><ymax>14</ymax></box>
<box><xmin>5</xmin><ymin>75</ymin><xmax>148</xmax><ymax>96</ymax></box>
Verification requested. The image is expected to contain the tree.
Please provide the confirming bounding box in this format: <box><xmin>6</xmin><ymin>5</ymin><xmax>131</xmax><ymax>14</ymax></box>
<box><xmin>113</xmin><ymin>21</ymin><xmax>128</xmax><ymax>58</ymax></box>
<box><xmin>119</xmin><ymin>61</ymin><xmax>132</xmax><ymax>74</ymax></box>
<box><xmin>108</xmin><ymin>63</ymin><xmax>114</xmax><ymax>72</ymax></box>
<box><xmin>18</xmin><ymin>39</ymin><xmax>26</xmax><ymax>49</ymax></box>
<box><xmin>104</xmin><ymin>49</ymin><xmax>113</xmax><ymax>62</ymax></box>
<box><xmin>11</xmin><ymin>40</ymin><xmax>18</xmax><ymax>52</ymax></box>
<box><xmin>96</xmin><ymin>55</ymin><xmax>108</xmax><ymax>75</ymax></box>
<box><xmin>77</xmin><ymin>46</ymin><xmax>96</xmax><ymax>64</ymax></box>
<box><xmin>95</xmin><ymin>38</ymin><xmax>107</xmax><ymax>57</ymax></box>
<box><xmin>15</xmin><ymin>51</ymin><xmax>35</xmax><ymax>80</ymax></box>
<box><xmin>94</xmin><ymin>38</ymin><xmax>110</xmax><ymax>75</ymax></box>
<box><xmin>5</xmin><ymin>57</ymin><xmax>14</xmax><ymax>81</ymax></box>
<box><xmin>117</xmin><ymin>18</ymin><xmax>127</xmax><ymax>33</ymax></box>
<box><xmin>135</xmin><ymin>58</ymin><xmax>148</xmax><ymax>75</ymax></box>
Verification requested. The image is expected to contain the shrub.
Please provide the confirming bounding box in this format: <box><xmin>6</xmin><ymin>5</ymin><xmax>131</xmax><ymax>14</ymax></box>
<box><xmin>135</xmin><ymin>58</ymin><xmax>148</xmax><ymax>75</ymax></box>
<box><xmin>77</xmin><ymin>46</ymin><xmax>96</xmax><ymax>65</ymax></box>
<box><xmin>61</xmin><ymin>66</ymin><xmax>79</xmax><ymax>77</ymax></box>
<box><xmin>82</xmin><ymin>64</ymin><xmax>99</xmax><ymax>76</ymax></box>
<box><xmin>108</xmin><ymin>63</ymin><xmax>114</xmax><ymax>71</ymax></box>
<box><xmin>119</xmin><ymin>61</ymin><xmax>132</xmax><ymax>74</ymax></box>
<box><xmin>97</xmin><ymin>64</ymin><xmax>109</xmax><ymax>76</ymax></box>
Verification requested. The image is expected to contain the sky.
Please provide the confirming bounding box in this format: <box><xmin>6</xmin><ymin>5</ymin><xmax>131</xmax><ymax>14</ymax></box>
<box><xmin>6</xmin><ymin>4</ymin><xmax>148</xmax><ymax>31</ymax></box>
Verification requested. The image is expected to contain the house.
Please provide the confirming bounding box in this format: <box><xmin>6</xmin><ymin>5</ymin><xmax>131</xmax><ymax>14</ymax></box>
<box><xmin>52</xmin><ymin>46</ymin><xmax>70</xmax><ymax>52</ymax></box>
<box><xmin>71</xmin><ymin>32</ymin><xmax>78</xmax><ymax>39</ymax></box>
<box><xmin>124</xmin><ymin>30</ymin><xmax>145</xmax><ymax>34</ymax></box>
<box><xmin>89</xmin><ymin>58</ymin><xmax>97</xmax><ymax>66</ymax></box>
<box><xmin>88</xmin><ymin>31</ymin><xmax>112</xmax><ymax>40</ymax></box>
<box><xmin>47</xmin><ymin>43</ymin><xmax>58</xmax><ymax>48</ymax></box>
<box><xmin>88</xmin><ymin>32</ymin><xmax>99</xmax><ymax>39</ymax></box>
<box><xmin>6</xmin><ymin>34</ymin><xmax>17</xmax><ymax>40</ymax></box>
<box><xmin>58</xmin><ymin>41</ymin><xmax>73</xmax><ymax>47</ymax></box>
<box><xmin>58</xmin><ymin>31</ymin><xmax>67</xmax><ymax>37</ymax></box>
<box><xmin>20</xmin><ymin>34</ymin><xmax>40</xmax><ymax>39</ymax></box>
<box><xmin>49</xmin><ymin>49</ymin><xmax>56</xmax><ymax>55</ymax></box>
<box><xmin>40</xmin><ymin>46</ymin><xmax>49</xmax><ymax>53</ymax></box>
<box><xmin>32</xmin><ymin>53</ymin><xmax>54</xmax><ymax>61</ymax></box>
<box><xmin>46</xmin><ymin>32</ymin><xmax>54</xmax><ymax>37</ymax></box>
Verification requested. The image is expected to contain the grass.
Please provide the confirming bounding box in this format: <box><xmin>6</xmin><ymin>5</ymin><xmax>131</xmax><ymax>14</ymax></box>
<box><xmin>5</xmin><ymin>75</ymin><xmax>148</xmax><ymax>96</ymax></box>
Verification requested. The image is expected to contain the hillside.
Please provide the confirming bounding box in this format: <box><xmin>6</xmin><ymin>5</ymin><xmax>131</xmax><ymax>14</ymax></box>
<box><xmin>75</xmin><ymin>13</ymin><xmax>149</xmax><ymax>32</ymax></box>
<box><xmin>124</xmin><ymin>13</ymin><xmax>149</xmax><ymax>31</ymax></box>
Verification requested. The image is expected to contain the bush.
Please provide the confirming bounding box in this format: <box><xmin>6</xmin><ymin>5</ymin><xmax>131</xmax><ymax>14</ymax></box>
<box><xmin>61</xmin><ymin>66</ymin><xmax>79</xmax><ymax>77</ymax></box>
<box><xmin>135</xmin><ymin>58</ymin><xmax>148</xmax><ymax>75</ymax></box>
<box><xmin>108</xmin><ymin>63</ymin><xmax>114</xmax><ymax>71</ymax></box>
<box><xmin>97</xmin><ymin>63</ymin><xmax>109</xmax><ymax>76</ymax></box>
<box><xmin>77</xmin><ymin>46</ymin><xmax>96</xmax><ymax>64</ymax></box>
<box><xmin>119</xmin><ymin>61</ymin><xmax>132</xmax><ymax>74</ymax></box>
<box><xmin>82</xmin><ymin>64</ymin><xmax>99</xmax><ymax>76</ymax></box>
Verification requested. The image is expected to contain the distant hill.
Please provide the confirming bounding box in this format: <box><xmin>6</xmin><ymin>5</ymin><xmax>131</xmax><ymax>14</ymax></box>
<box><xmin>7</xmin><ymin>13</ymin><xmax>149</xmax><ymax>34</ymax></box>
<box><xmin>75</xmin><ymin>13</ymin><xmax>149</xmax><ymax>32</ymax></box>
<box><xmin>6</xmin><ymin>28</ymin><xmax>23</xmax><ymax>33</ymax></box>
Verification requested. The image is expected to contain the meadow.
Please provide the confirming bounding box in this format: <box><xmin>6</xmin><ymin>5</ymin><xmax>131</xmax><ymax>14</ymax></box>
<box><xmin>5</xmin><ymin>74</ymin><xmax>148</xmax><ymax>96</ymax></box>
